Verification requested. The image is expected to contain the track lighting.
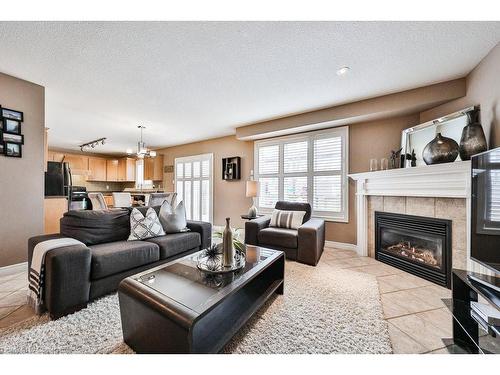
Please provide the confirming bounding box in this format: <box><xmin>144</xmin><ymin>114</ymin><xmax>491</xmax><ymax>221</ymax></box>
<box><xmin>79</xmin><ymin>137</ymin><xmax>107</xmax><ymax>152</ymax></box>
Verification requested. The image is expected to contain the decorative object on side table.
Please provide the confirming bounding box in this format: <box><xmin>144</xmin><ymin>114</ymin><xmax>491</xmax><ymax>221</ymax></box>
<box><xmin>459</xmin><ymin>109</ymin><xmax>487</xmax><ymax>160</ymax></box>
<box><xmin>246</xmin><ymin>171</ymin><xmax>259</xmax><ymax>218</ymax></box>
<box><xmin>422</xmin><ymin>133</ymin><xmax>459</xmax><ymax>165</ymax></box>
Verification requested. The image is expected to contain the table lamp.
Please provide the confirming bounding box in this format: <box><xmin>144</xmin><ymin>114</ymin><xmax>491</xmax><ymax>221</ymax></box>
<box><xmin>246</xmin><ymin>178</ymin><xmax>259</xmax><ymax>218</ymax></box>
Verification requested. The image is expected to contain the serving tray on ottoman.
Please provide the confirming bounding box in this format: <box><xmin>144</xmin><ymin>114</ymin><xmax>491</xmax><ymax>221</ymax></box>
<box><xmin>118</xmin><ymin>245</ymin><xmax>285</xmax><ymax>353</ymax></box>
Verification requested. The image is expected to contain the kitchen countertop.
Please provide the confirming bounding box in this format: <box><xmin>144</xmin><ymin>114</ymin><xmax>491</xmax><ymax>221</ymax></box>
<box><xmin>88</xmin><ymin>190</ymin><xmax>165</xmax><ymax>195</ymax></box>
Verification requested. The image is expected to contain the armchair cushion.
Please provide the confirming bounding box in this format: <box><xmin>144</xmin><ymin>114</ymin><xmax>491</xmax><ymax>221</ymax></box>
<box><xmin>270</xmin><ymin>209</ymin><xmax>306</xmax><ymax>230</ymax></box>
<box><xmin>275</xmin><ymin>201</ymin><xmax>311</xmax><ymax>223</ymax></box>
<box><xmin>258</xmin><ymin>227</ymin><xmax>298</xmax><ymax>249</ymax></box>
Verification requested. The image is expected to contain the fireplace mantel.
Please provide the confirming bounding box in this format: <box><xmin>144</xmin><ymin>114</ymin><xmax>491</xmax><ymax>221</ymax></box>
<box><xmin>348</xmin><ymin>161</ymin><xmax>471</xmax><ymax>257</ymax></box>
<box><xmin>348</xmin><ymin>161</ymin><xmax>471</xmax><ymax>198</ymax></box>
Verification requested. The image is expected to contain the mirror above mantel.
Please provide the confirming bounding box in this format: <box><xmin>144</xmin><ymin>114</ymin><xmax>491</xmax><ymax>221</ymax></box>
<box><xmin>401</xmin><ymin>106</ymin><xmax>486</xmax><ymax>167</ymax></box>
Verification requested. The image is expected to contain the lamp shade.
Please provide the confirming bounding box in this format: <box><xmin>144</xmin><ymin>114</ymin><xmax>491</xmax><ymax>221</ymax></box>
<box><xmin>246</xmin><ymin>180</ymin><xmax>259</xmax><ymax>198</ymax></box>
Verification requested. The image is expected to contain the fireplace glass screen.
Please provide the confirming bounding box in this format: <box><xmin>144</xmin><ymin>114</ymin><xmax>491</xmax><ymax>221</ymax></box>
<box><xmin>380</xmin><ymin>229</ymin><xmax>443</xmax><ymax>270</ymax></box>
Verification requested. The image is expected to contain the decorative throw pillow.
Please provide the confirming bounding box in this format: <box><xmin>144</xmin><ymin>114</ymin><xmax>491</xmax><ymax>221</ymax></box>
<box><xmin>270</xmin><ymin>209</ymin><xmax>306</xmax><ymax>230</ymax></box>
<box><xmin>128</xmin><ymin>207</ymin><xmax>165</xmax><ymax>241</ymax></box>
<box><xmin>159</xmin><ymin>200</ymin><xmax>189</xmax><ymax>233</ymax></box>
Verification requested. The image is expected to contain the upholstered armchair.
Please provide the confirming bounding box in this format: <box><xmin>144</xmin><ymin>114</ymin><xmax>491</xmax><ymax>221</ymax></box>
<box><xmin>245</xmin><ymin>201</ymin><xmax>325</xmax><ymax>266</ymax></box>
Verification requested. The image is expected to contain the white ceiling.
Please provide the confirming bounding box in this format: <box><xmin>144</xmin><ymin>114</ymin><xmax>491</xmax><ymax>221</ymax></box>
<box><xmin>0</xmin><ymin>22</ymin><xmax>499</xmax><ymax>154</ymax></box>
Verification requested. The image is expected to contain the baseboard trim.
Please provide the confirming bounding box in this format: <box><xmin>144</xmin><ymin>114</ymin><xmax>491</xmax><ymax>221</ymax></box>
<box><xmin>0</xmin><ymin>262</ymin><xmax>27</xmax><ymax>277</ymax></box>
<box><xmin>325</xmin><ymin>241</ymin><xmax>358</xmax><ymax>252</ymax></box>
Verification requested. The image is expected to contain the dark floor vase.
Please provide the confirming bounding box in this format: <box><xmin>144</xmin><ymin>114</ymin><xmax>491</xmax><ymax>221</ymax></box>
<box><xmin>459</xmin><ymin>113</ymin><xmax>487</xmax><ymax>160</ymax></box>
<box><xmin>422</xmin><ymin>133</ymin><xmax>459</xmax><ymax>165</ymax></box>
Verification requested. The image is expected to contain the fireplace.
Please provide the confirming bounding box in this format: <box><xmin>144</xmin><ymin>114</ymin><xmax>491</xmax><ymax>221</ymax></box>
<box><xmin>375</xmin><ymin>211</ymin><xmax>452</xmax><ymax>288</ymax></box>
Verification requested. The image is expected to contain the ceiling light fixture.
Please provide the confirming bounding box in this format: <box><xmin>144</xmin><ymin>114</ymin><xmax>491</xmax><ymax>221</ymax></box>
<box><xmin>136</xmin><ymin>125</ymin><xmax>156</xmax><ymax>158</ymax></box>
<box><xmin>336</xmin><ymin>66</ymin><xmax>350</xmax><ymax>76</ymax></box>
<box><xmin>79</xmin><ymin>137</ymin><xmax>107</xmax><ymax>152</ymax></box>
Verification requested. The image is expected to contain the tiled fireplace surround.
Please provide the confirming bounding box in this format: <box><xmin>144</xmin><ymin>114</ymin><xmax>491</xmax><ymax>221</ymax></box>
<box><xmin>367</xmin><ymin>196</ymin><xmax>467</xmax><ymax>270</ymax></box>
<box><xmin>349</xmin><ymin>160</ymin><xmax>492</xmax><ymax>278</ymax></box>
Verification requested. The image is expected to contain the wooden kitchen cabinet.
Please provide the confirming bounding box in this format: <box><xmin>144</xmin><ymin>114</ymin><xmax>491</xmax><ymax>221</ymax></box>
<box><xmin>48</xmin><ymin>150</ymin><xmax>65</xmax><ymax>162</ymax></box>
<box><xmin>63</xmin><ymin>154</ymin><xmax>89</xmax><ymax>171</ymax></box>
<box><xmin>44</xmin><ymin>197</ymin><xmax>68</xmax><ymax>234</ymax></box>
<box><xmin>106</xmin><ymin>159</ymin><xmax>119</xmax><ymax>181</ymax></box>
<box><xmin>144</xmin><ymin>155</ymin><xmax>164</xmax><ymax>181</ymax></box>
<box><xmin>88</xmin><ymin>157</ymin><xmax>107</xmax><ymax>181</ymax></box>
<box><xmin>118</xmin><ymin>157</ymin><xmax>136</xmax><ymax>181</ymax></box>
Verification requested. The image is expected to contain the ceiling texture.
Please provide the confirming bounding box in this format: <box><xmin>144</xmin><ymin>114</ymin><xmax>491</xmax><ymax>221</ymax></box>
<box><xmin>0</xmin><ymin>21</ymin><xmax>499</xmax><ymax>154</ymax></box>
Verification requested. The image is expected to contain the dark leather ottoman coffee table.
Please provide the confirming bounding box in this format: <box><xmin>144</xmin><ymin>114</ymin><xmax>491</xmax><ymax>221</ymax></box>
<box><xmin>118</xmin><ymin>245</ymin><xmax>285</xmax><ymax>353</ymax></box>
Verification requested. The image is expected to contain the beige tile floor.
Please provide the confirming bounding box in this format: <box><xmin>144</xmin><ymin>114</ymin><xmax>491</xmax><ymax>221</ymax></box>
<box><xmin>0</xmin><ymin>246</ymin><xmax>453</xmax><ymax>353</ymax></box>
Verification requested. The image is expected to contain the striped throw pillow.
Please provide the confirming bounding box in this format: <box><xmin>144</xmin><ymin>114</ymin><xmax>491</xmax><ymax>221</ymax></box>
<box><xmin>270</xmin><ymin>209</ymin><xmax>306</xmax><ymax>230</ymax></box>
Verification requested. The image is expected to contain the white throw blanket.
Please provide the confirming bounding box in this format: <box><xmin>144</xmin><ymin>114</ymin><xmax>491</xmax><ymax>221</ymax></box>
<box><xmin>27</xmin><ymin>238</ymin><xmax>85</xmax><ymax>314</ymax></box>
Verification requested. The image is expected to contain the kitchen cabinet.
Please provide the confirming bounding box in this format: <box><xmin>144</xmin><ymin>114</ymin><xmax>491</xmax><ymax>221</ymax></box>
<box><xmin>44</xmin><ymin>197</ymin><xmax>67</xmax><ymax>234</ymax></box>
<box><xmin>118</xmin><ymin>157</ymin><xmax>136</xmax><ymax>181</ymax></box>
<box><xmin>106</xmin><ymin>159</ymin><xmax>119</xmax><ymax>181</ymax></box>
<box><xmin>48</xmin><ymin>150</ymin><xmax>65</xmax><ymax>162</ymax></box>
<box><xmin>88</xmin><ymin>157</ymin><xmax>107</xmax><ymax>181</ymax></box>
<box><xmin>63</xmin><ymin>154</ymin><xmax>89</xmax><ymax>171</ymax></box>
<box><xmin>144</xmin><ymin>155</ymin><xmax>164</xmax><ymax>181</ymax></box>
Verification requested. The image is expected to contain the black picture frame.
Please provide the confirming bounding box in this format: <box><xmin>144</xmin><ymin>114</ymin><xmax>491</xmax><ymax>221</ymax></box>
<box><xmin>3</xmin><ymin>119</ymin><xmax>21</xmax><ymax>134</ymax></box>
<box><xmin>1</xmin><ymin>132</ymin><xmax>24</xmax><ymax>144</ymax></box>
<box><xmin>4</xmin><ymin>142</ymin><xmax>22</xmax><ymax>157</ymax></box>
<box><xmin>2</xmin><ymin>108</ymin><xmax>24</xmax><ymax>122</ymax></box>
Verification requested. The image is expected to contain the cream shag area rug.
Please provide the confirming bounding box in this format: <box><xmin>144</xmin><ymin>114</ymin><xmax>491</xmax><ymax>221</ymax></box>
<box><xmin>0</xmin><ymin>261</ymin><xmax>392</xmax><ymax>354</ymax></box>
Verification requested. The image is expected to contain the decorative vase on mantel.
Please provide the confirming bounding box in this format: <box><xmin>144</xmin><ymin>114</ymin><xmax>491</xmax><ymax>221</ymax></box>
<box><xmin>222</xmin><ymin>217</ymin><xmax>235</xmax><ymax>268</ymax></box>
<box><xmin>459</xmin><ymin>111</ymin><xmax>487</xmax><ymax>160</ymax></box>
<box><xmin>422</xmin><ymin>133</ymin><xmax>459</xmax><ymax>165</ymax></box>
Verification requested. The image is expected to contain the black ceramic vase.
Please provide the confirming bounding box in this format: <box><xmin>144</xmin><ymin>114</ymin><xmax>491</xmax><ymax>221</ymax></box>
<box><xmin>422</xmin><ymin>133</ymin><xmax>459</xmax><ymax>165</ymax></box>
<box><xmin>459</xmin><ymin>112</ymin><xmax>487</xmax><ymax>160</ymax></box>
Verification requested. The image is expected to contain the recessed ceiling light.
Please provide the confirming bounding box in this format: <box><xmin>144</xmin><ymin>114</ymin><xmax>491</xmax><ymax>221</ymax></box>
<box><xmin>336</xmin><ymin>66</ymin><xmax>350</xmax><ymax>76</ymax></box>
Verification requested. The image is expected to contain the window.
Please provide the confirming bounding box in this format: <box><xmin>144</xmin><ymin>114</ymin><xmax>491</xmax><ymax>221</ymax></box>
<box><xmin>175</xmin><ymin>153</ymin><xmax>213</xmax><ymax>222</ymax></box>
<box><xmin>254</xmin><ymin>127</ymin><xmax>348</xmax><ymax>221</ymax></box>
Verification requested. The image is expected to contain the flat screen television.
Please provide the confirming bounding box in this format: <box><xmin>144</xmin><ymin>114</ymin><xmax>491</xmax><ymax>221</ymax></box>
<box><xmin>471</xmin><ymin>147</ymin><xmax>500</xmax><ymax>274</ymax></box>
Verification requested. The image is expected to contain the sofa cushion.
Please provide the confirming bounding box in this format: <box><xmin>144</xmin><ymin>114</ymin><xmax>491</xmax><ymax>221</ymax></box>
<box><xmin>158</xmin><ymin>201</ymin><xmax>189</xmax><ymax>233</ymax></box>
<box><xmin>128</xmin><ymin>207</ymin><xmax>165</xmax><ymax>240</ymax></box>
<box><xmin>61</xmin><ymin>209</ymin><xmax>130</xmax><ymax>246</ymax></box>
<box><xmin>145</xmin><ymin>232</ymin><xmax>201</xmax><ymax>259</ymax></box>
<box><xmin>258</xmin><ymin>227</ymin><xmax>298</xmax><ymax>249</ymax></box>
<box><xmin>89</xmin><ymin>240</ymin><xmax>160</xmax><ymax>280</ymax></box>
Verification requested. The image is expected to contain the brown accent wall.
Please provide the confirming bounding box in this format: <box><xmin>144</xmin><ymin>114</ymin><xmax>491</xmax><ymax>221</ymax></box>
<box><xmin>156</xmin><ymin>135</ymin><xmax>254</xmax><ymax>229</ymax></box>
<box><xmin>0</xmin><ymin>73</ymin><xmax>45</xmax><ymax>267</ymax></box>
<box><xmin>327</xmin><ymin>113</ymin><xmax>420</xmax><ymax>244</ymax></box>
<box><xmin>157</xmin><ymin>114</ymin><xmax>419</xmax><ymax>243</ymax></box>
<box><xmin>420</xmin><ymin>43</ymin><xmax>500</xmax><ymax>148</ymax></box>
